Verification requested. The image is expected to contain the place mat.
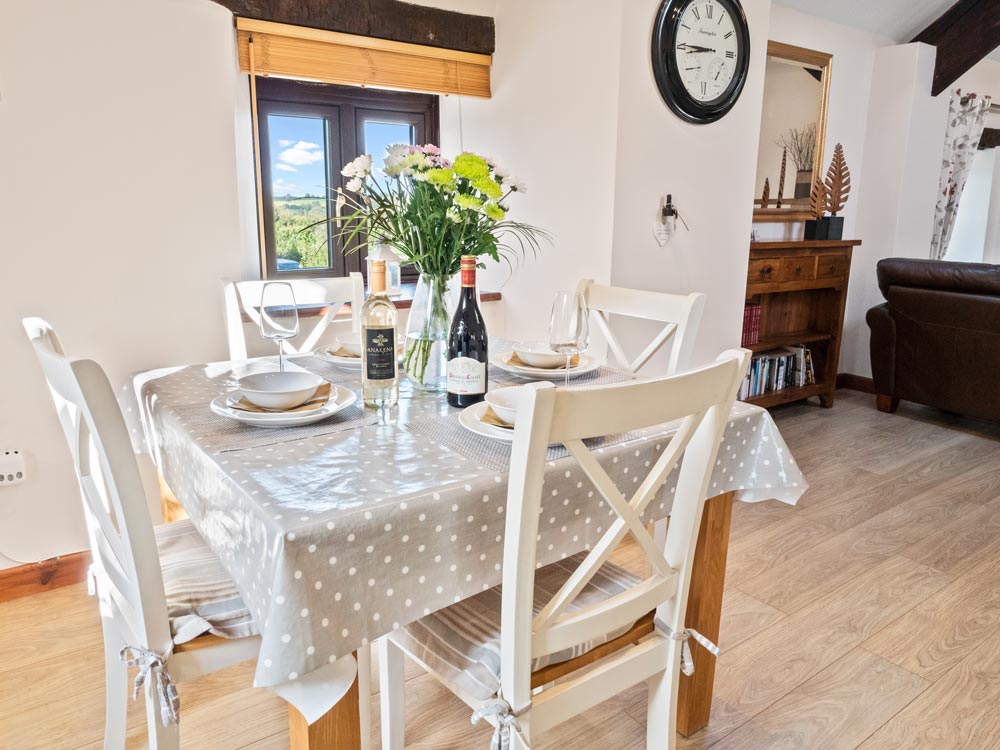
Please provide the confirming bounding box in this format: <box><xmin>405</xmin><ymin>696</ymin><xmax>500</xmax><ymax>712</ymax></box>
<box><xmin>172</xmin><ymin>400</ymin><xmax>377</xmax><ymax>453</ymax></box>
<box><xmin>488</xmin><ymin>364</ymin><xmax>635</xmax><ymax>386</ymax></box>
<box><xmin>403</xmin><ymin>413</ymin><xmax>642</xmax><ymax>472</ymax></box>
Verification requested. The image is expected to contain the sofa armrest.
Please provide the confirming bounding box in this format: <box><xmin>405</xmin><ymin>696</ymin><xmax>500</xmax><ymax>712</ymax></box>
<box><xmin>866</xmin><ymin>303</ymin><xmax>896</xmax><ymax>395</ymax></box>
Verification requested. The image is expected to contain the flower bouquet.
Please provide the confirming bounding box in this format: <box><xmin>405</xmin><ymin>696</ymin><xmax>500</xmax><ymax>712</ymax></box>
<box><xmin>334</xmin><ymin>145</ymin><xmax>549</xmax><ymax>390</ymax></box>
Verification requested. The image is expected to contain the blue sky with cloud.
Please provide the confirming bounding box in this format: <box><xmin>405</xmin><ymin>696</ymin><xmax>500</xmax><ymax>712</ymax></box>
<box><xmin>268</xmin><ymin>115</ymin><xmax>328</xmax><ymax>198</ymax></box>
<box><xmin>267</xmin><ymin>114</ymin><xmax>419</xmax><ymax>197</ymax></box>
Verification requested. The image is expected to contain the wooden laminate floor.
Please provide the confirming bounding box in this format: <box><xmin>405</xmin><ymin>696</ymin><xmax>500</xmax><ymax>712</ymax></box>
<box><xmin>4</xmin><ymin>390</ymin><xmax>1000</xmax><ymax>749</ymax></box>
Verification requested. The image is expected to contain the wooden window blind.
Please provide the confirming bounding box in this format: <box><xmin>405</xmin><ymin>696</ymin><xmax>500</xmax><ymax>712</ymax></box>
<box><xmin>236</xmin><ymin>18</ymin><xmax>492</xmax><ymax>99</ymax></box>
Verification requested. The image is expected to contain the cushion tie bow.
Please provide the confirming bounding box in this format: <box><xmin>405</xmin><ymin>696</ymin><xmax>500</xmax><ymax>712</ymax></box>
<box><xmin>654</xmin><ymin>617</ymin><xmax>721</xmax><ymax>676</ymax></box>
<box><xmin>471</xmin><ymin>691</ymin><xmax>531</xmax><ymax>750</ymax></box>
<box><xmin>120</xmin><ymin>646</ymin><xmax>180</xmax><ymax>727</ymax></box>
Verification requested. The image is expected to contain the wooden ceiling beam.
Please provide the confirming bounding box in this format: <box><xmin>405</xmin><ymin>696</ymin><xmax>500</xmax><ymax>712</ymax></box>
<box><xmin>211</xmin><ymin>0</ymin><xmax>495</xmax><ymax>56</ymax></box>
<box><xmin>911</xmin><ymin>0</ymin><xmax>1000</xmax><ymax>96</ymax></box>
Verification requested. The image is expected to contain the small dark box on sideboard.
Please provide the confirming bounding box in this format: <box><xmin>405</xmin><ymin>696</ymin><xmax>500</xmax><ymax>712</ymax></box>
<box><xmin>804</xmin><ymin>216</ymin><xmax>845</xmax><ymax>241</ymax></box>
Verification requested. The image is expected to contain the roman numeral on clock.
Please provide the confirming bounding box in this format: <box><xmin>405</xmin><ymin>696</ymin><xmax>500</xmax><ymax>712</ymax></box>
<box><xmin>724</xmin><ymin>30</ymin><xmax>734</xmax><ymax>38</ymax></box>
<box><xmin>726</xmin><ymin>50</ymin><xmax>735</xmax><ymax>58</ymax></box>
<box><xmin>692</xmin><ymin>6</ymin><xmax>700</xmax><ymax>20</ymax></box>
<box><xmin>701</xmin><ymin>81</ymin><xmax>707</xmax><ymax>95</ymax></box>
<box><xmin>706</xmin><ymin>4</ymin><xmax>713</xmax><ymax>19</ymax></box>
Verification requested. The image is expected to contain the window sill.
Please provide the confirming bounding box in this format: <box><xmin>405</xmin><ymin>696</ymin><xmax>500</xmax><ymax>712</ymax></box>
<box><xmin>241</xmin><ymin>283</ymin><xmax>502</xmax><ymax>323</ymax></box>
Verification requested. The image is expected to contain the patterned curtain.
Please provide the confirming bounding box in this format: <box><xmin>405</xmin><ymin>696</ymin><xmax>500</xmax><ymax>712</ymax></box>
<box><xmin>930</xmin><ymin>90</ymin><xmax>992</xmax><ymax>260</ymax></box>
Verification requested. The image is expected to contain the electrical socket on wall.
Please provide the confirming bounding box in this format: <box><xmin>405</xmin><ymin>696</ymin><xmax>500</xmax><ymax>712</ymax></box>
<box><xmin>0</xmin><ymin>450</ymin><xmax>26</xmax><ymax>485</ymax></box>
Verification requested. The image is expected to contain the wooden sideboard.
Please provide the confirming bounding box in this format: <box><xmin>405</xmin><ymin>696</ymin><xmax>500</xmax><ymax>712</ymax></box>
<box><xmin>744</xmin><ymin>239</ymin><xmax>860</xmax><ymax>409</ymax></box>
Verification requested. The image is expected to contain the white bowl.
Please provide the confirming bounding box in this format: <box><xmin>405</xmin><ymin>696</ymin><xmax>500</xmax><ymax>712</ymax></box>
<box><xmin>485</xmin><ymin>386</ymin><xmax>528</xmax><ymax>425</ymax></box>
<box><xmin>335</xmin><ymin>335</ymin><xmax>363</xmax><ymax>357</ymax></box>
<box><xmin>512</xmin><ymin>341</ymin><xmax>566</xmax><ymax>369</ymax></box>
<box><xmin>237</xmin><ymin>372</ymin><xmax>325</xmax><ymax>411</ymax></box>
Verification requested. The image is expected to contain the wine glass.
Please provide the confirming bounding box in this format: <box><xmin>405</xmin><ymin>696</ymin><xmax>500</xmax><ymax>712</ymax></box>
<box><xmin>259</xmin><ymin>282</ymin><xmax>300</xmax><ymax>373</ymax></box>
<box><xmin>548</xmin><ymin>291</ymin><xmax>590</xmax><ymax>387</ymax></box>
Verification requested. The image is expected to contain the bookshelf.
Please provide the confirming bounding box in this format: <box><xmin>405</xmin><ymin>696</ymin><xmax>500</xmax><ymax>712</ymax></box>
<box><xmin>743</xmin><ymin>240</ymin><xmax>860</xmax><ymax>408</ymax></box>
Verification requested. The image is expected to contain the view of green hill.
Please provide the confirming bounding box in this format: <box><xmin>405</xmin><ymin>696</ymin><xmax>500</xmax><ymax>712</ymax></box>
<box><xmin>274</xmin><ymin>196</ymin><xmax>330</xmax><ymax>269</ymax></box>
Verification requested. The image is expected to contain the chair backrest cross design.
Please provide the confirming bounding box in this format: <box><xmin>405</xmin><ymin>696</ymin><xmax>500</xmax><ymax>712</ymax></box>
<box><xmin>577</xmin><ymin>279</ymin><xmax>705</xmax><ymax>374</ymax></box>
<box><xmin>497</xmin><ymin>348</ymin><xmax>749</xmax><ymax>739</ymax></box>
<box><xmin>223</xmin><ymin>273</ymin><xmax>364</xmax><ymax>361</ymax></box>
<box><xmin>23</xmin><ymin>318</ymin><xmax>171</xmax><ymax>655</ymax></box>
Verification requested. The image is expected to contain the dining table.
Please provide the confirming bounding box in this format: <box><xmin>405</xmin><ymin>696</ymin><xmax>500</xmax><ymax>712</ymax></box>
<box><xmin>125</xmin><ymin>350</ymin><xmax>807</xmax><ymax>750</ymax></box>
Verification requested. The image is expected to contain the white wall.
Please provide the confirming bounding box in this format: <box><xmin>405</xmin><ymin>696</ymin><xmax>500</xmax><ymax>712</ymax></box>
<box><xmin>438</xmin><ymin>0</ymin><xmax>623</xmax><ymax>342</ymax></box>
<box><xmin>609</xmin><ymin>0</ymin><xmax>772</xmax><ymax>371</ymax></box>
<box><xmin>0</xmin><ymin>0</ymin><xmax>248</xmax><ymax>565</ymax></box>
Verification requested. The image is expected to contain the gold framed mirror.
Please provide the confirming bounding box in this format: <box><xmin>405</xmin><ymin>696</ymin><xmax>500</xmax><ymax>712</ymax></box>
<box><xmin>753</xmin><ymin>41</ymin><xmax>832</xmax><ymax>222</ymax></box>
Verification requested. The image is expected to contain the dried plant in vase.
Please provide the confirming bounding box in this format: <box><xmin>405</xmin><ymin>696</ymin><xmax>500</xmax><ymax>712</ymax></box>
<box><xmin>761</xmin><ymin>178</ymin><xmax>770</xmax><ymax>210</ymax></box>
<box><xmin>775</xmin><ymin>124</ymin><xmax>817</xmax><ymax>198</ymax></box>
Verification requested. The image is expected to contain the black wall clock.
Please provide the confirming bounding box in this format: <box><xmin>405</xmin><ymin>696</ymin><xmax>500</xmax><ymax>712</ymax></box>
<box><xmin>652</xmin><ymin>0</ymin><xmax>751</xmax><ymax>124</ymax></box>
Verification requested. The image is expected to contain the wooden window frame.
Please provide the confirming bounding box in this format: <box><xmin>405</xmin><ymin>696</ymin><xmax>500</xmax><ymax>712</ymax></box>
<box><xmin>256</xmin><ymin>77</ymin><xmax>440</xmax><ymax>282</ymax></box>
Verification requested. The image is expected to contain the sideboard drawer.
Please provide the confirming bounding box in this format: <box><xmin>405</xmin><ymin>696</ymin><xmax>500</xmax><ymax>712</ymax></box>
<box><xmin>817</xmin><ymin>254</ymin><xmax>849</xmax><ymax>279</ymax></box>
<box><xmin>780</xmin><ymin>256</ymin><xmax>817</xmax><ymax>282</ymax></box>
<box><xmin>748</xmin><ymin>258</ymin><xmax>780</xmax><ymax>283</ymax></box>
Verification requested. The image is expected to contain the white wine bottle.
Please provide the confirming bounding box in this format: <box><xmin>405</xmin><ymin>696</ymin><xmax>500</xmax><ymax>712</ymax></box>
<box><xmin>361</xmin><ymin>260</ymin><xmax>399</xmax><ymax>408</ymax></box>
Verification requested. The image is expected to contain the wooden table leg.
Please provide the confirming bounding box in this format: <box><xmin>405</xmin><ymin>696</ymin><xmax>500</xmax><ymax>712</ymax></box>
<box><xmin>676</xmin><ymin>491</ymin><xmax>735</xmax><ymax>737</ymax></box>
<box><xmin>288</xmin><ymin>660</ymin><xmax>362</xmax><ymax>750</ymax></box>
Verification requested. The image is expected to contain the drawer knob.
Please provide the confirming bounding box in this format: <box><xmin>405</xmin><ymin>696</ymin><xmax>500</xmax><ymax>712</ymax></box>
<box><xmin>760</xmin><ymin>267</ymin><xmax>772</xmax><ymax>277</ymax></box>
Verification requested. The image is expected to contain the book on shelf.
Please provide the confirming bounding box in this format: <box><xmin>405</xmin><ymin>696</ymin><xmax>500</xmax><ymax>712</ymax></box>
<box><xmin>739</xmin><ymin>344</ymin><xmax>816</xmax><ymax>401</ymax></box>
<box><xmin>741</xmin><ymin>302</ymin><xmax>761</xmax><ymax>347</ymax></box>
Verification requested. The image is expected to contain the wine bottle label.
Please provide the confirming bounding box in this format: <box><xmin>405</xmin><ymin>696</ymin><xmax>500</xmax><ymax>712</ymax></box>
<box><xmin>365</xmin><ymin>328</ymin><xmax>396</xmax><ymax>381</ymax></box>
<box><xmin>448</xmin><ymin>357</ymin><xmax>486</xmax><ymax>395</ymax></box>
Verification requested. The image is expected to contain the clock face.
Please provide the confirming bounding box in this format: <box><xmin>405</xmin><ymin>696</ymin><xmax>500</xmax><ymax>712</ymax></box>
<box><xmin>652</xmin><ymin>0</ymin><xmax>750</xmax><ymax>123</ymax></box>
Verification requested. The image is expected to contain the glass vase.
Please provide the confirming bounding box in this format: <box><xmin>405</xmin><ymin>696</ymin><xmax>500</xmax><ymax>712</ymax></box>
<box><xmin>402</xmin><ymin>273</ymin><xmax>461</xmax><ymax>391</ymax></box>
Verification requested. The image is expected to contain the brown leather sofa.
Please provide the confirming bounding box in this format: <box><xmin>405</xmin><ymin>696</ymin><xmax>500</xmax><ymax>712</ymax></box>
<box><xmin>867</xmin><ymin>258</ymin><xmax>1000</xmax><ymax>420</ymax></box>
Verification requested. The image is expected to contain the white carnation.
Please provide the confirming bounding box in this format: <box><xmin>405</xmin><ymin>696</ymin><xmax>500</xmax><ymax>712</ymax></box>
<box><xmin>342</xmin><ymin>154</ymin><xmax>373</xmax><ymax>179</ymax></box>
<box><xmin>383</xmin><ymin>144</ymin><xmax>409</xmax><ymax>177</ymax></box>
<box><xmin>345</xmin><ymin>177</ymin><xmax>364</xmax><ymax>193</ymax></box>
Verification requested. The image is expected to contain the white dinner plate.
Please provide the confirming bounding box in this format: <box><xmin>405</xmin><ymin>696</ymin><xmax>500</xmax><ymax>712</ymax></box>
<box><xmin>210</xmin><ymin>387</ymin><xmax>357</xmax><ymax>428</ymax></box>
<box><xmin>315</xmin><ymin>348</ymin><xmax>362</xmax><ymax>369</ymax></box>
<box><xmin>458</xmin><ymin>402</ymin><xmax>515</xmax><ymax>443</ymax></box>
<box><xmin>491</xmin><ymin>351</ymin><xmax>601</xmax><ymax>381</ymax></box>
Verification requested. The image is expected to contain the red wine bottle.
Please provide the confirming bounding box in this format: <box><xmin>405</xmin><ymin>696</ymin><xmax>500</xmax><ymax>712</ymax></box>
<box><xmin>447</xmin><ymin>256</ymin><xmax>489</xmax><ymax>408</ymax></box>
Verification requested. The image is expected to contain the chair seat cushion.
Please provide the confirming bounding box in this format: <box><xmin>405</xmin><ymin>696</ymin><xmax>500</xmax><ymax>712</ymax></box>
<box><xmin>155</xmin><ymin>519</ymin><xmax>258</xmax><ymax>645</ymax></box>
<box><xmin>389</xmin><ymin>553</ymin><xmax>642</xmax><ymax>701</ymax></box>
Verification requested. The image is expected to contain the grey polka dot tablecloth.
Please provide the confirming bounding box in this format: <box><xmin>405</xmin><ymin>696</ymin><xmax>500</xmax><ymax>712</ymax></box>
<box><xmin>128</xmin><ymin>354</ymin><xmax>807</xmax><ymax>692</ymax></box>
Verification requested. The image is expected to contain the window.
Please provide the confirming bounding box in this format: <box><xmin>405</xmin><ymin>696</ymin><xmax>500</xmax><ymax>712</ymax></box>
<box><xmin>256</xmin><ymin>78</ymin><xmax>440</xmax><ymax>280</ymax></box>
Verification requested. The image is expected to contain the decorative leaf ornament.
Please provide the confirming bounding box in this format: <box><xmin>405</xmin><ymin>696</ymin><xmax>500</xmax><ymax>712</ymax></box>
<box><xmin>761</xmin><ymin>178</ymin><xmax>770</xmax><ymax>210</ymax></box>
<box><xmin>824</xmin><ymin>143</ymin><xmax>851</xmax><ymax>217</ymax></box>
<box><xmin>809</xmin><ymin>176</ymin><xmax>827</xmax><ymax>219</ymax></box>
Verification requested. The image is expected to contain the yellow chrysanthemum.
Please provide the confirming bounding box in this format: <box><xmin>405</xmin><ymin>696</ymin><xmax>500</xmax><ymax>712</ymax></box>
<box><xmin>455</xmin><ymin>194</ymin><xmax>484</xmax><ymax>211</ymax></box>
<box><xmin>473</xmin><ymin>177</ymin><xmax>503</xmax><ymax>200</ymax></box>
<box><xmin>453</xmin><ymin>153</ymin><xmax>491</xmax><ymax>181</ymax></box>
<box><xmin>484</xmin><ymin>202</ymin><xmax>506</xmax><ymax>221</ymax></box>
<box><xmin>425</xmin><ymin>168</ymin><xmax>457</xmax><ymax>191</ymax></box>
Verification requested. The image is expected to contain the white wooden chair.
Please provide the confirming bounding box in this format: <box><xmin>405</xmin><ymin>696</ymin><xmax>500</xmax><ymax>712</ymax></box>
<box><xmin>222</xmin><ymin>273</ymin><xmax>364</xmax><ymax>361</ymax></box>
<box><xmin>22</xmin><ymin>318</ymin><xmax>262</xmax><ymax>750</ymax></box>
<box><xmin>379</xmin><ymin>348</ymin><xmax>749</xmax><ymax>750</ymax></box>
<box><xmin>576</xmin><ymin>279</ymin><xmax>706</xmax><ymax>374</ymax></box>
